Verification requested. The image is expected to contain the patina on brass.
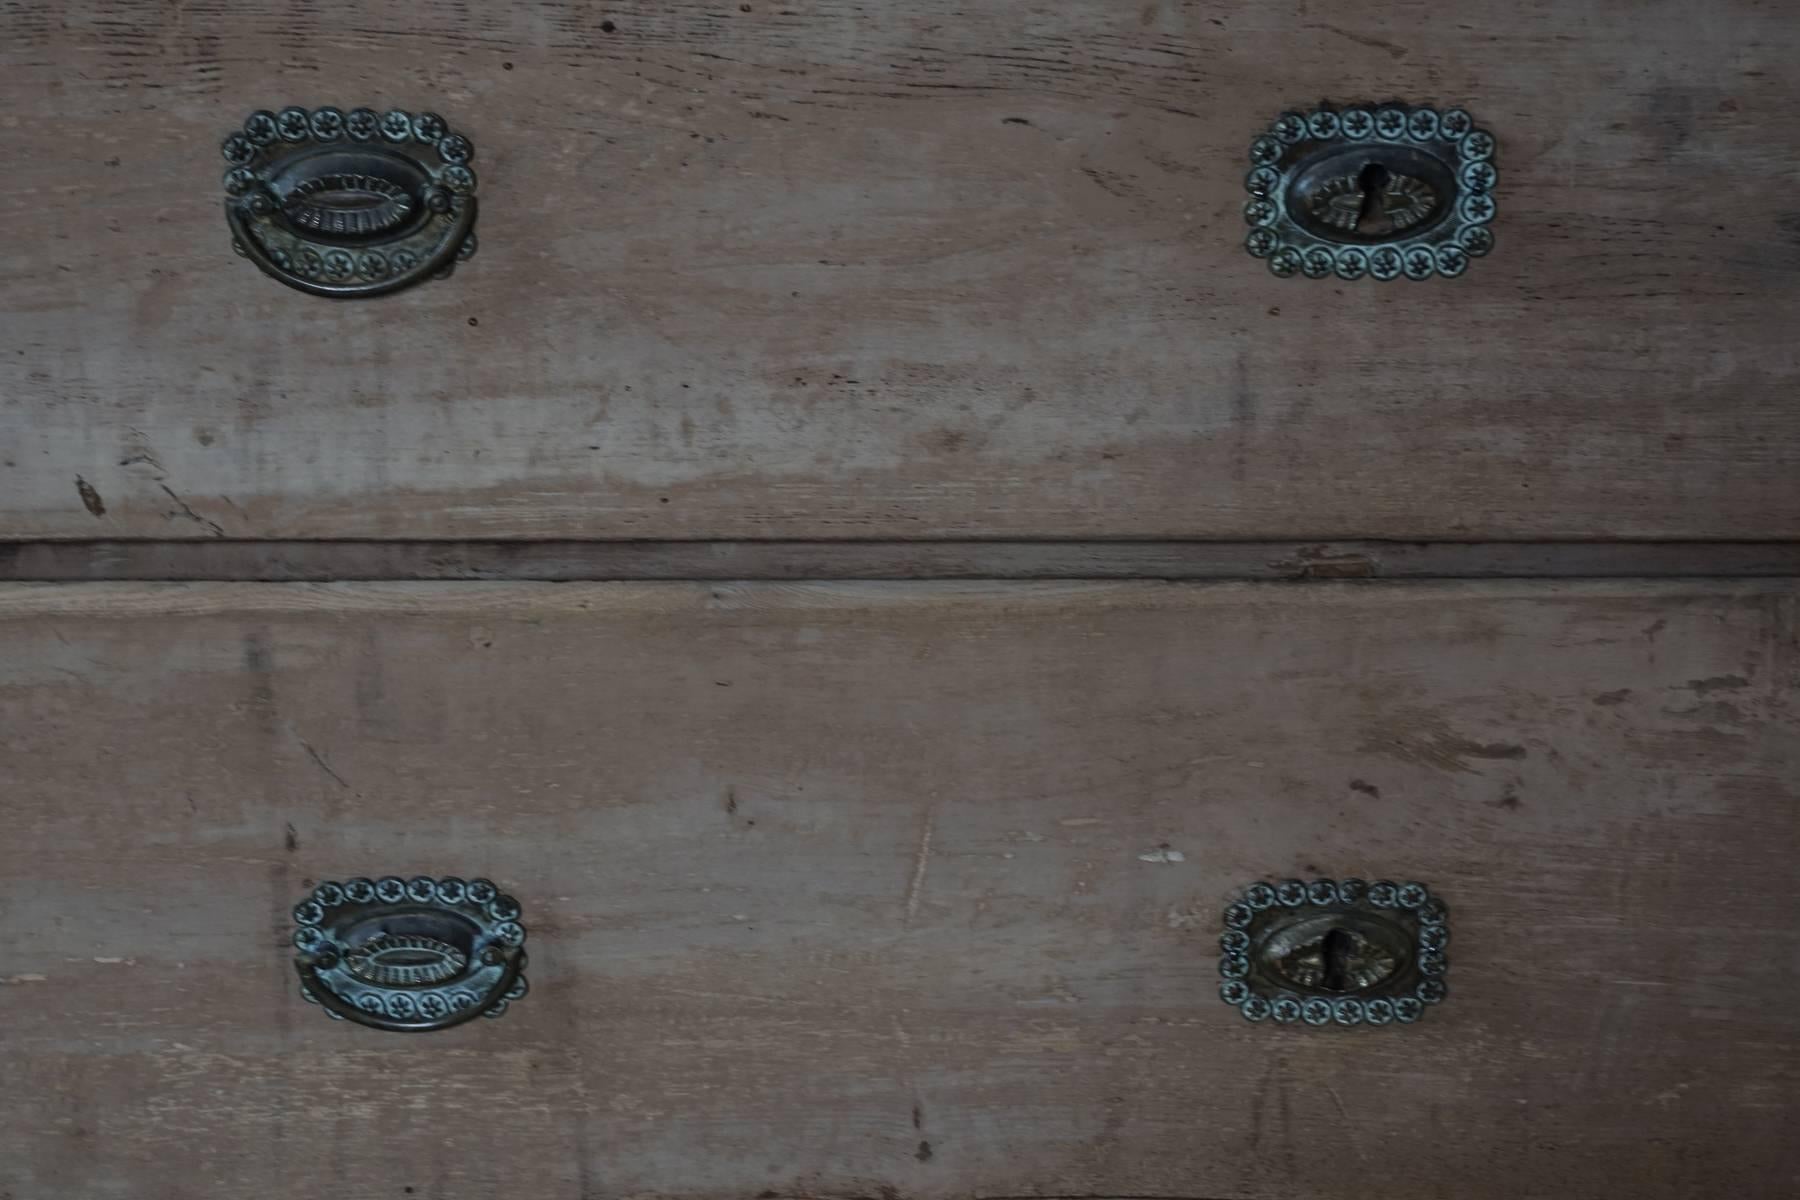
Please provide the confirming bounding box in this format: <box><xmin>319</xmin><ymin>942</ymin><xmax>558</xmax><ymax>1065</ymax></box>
<box><xmin>1219</xmin><ymin>878</ymin><xmax>1449</xmax><ymax>1026</ymax></box>
<box><xmin>1243</xmin><ymin>104</ymin><xmax>1497</xmax><ymax>280</ymax></box>
<box><xmin>221</xmin><ymin>106</ymin><xmax>479</xmax><ymax>298</ymax></box>
<box><xmin>292</xmin><ymin>875</ymin><xmax>528</xmax><ymax>1032</ymax></box>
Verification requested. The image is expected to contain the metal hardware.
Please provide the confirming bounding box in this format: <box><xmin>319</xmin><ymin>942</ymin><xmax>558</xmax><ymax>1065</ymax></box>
<box><xmin>1218</xmin><ymin>878</ymin><xmax>1449</xmax><ymax>1026</ymax></box>
<box><xmin>292</xmin><ymin>876</ymin><xmax>528</xmax><ymax>1031</ymax></box>
<box><xmin>1244</xmin><ymin>104</ymin><xmax>1496</xmax><ymax>280</ymax></box>
<box><xmin>221</xmin><ymin>107</ymin><xmax>479</xmax><ymax>298</ymax></box>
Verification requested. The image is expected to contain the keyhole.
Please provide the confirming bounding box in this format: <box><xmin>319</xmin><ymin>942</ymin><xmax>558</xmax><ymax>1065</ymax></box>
<box><xmin>1320</xmin><ymin>926</ymin><xmax>1356</xmax><ymax>991</ymax></box>
<box><xmin>1353</xmin><ymin>162</ymin><xmax>1391</xmax><ymax>233</ymax></box>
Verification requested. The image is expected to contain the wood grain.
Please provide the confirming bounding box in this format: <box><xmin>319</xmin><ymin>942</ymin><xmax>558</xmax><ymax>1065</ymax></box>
<box><xmin>7</xmin><ymin>538</ymin><xmax>1800</xmax><ymax>581</ymax></box>
<box><xmin>1</xmin><ymin>581</ymin><xmax>1794</xmax><ymax>1199</ymax></box>
<box><xmin>4</xmin><ymin>1</ymin><xmax>1799</xmax><ymax>540</ymax></box>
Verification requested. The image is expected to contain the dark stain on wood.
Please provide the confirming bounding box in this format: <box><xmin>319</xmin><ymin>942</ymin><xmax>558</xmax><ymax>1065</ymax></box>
<box><xmin>241</xmin><ymin>629</ymin><xmax>277</xmax><ymax>735</ymax></box>
<box><xmin>1361</xmin><ymin>710</ymin><xmax>1529</xmax><ymax>774</ymax></box>
<box><xmin>1272</xmin><ymin>544</ymin><xmax>1380</xmax><ymax>580</ymax></box>
<box><xmin>1687</xmin><ymin>674</ymin><xmax>1750</xmax><ymax>694</ymax></box>
<box><xmin>75</xmin><ymin>477</ymin><xmax>105</xmax><ymax>517</ymax></box>
<box><xmin>1317</xmin><ymin>22</ymin><xmax>1410</xmax><ymax>59</ymax></box>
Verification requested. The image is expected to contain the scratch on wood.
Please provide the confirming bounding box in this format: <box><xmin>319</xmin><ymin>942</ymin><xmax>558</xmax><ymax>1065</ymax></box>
<box><xmin>1317</xmin><ymin>23</ymin><xmax>1410</xmax><ymax>58</ymax></box>
<box><xmin>1247</xmin><ymin>1058</ymin><xmax>1272</xmax><ymax>1155</ymax></box>
<box><xmin>158</xmin><ymin>484</ymin><xmax>225</xmax><ymax>537</ymax></box>
<box><xmin>661</xmin><ymin>987</ymin><xmax>792</xmax><ymax>1006</ymax></box>
<box><xmin>1360</xmin><ymin>709</ymin><xmax>1527</xmax><ymax>774</ymax></box>
<box><xmin>904</xmin><ymin>808</ymin><xmax>936</xmax><ymax>926</ymax></box>
<box><xmin>292</xmin><ymin>731</ymin><xmax>350</xmax><ymax>790</ymax></box>
<box><xmin>1322</xmin><ymin>1083</ymin><xmax>1368</xmax><ymax>1165</ymax></box>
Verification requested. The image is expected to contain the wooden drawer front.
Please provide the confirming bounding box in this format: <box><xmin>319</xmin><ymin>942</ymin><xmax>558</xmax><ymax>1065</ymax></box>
<box><xmin>1</xmin><ymin>581</ymin><xmax>1793</xmax><ymax>1199</ymax></box>
<box><xmin>4</xmin><ymin>1</ymin><xmax>1799</xmax><ymax>541</ymax></box>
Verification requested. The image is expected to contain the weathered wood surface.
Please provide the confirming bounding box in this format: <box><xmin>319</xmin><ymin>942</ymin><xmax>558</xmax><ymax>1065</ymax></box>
<box><xmin>8</xmin><ymin>538</ymin><xmax>1800</xmax><ymax>581</ymax></box>
<box><xmin>0</xmin><ymin>581</ymin><xmax>1794</xmax><ymax>1199</ymax></box>
<box><xmin>4</xmin><ymin>1</ymin><xmax>1799</xmax><ymax>540</ymax></box>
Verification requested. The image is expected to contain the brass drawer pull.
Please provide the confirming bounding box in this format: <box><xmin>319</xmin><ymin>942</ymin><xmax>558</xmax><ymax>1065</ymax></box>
<box><xmin>1244</xmin><ymin>104</ymin><xmax>1496</xmax><ymax>280</ymax></box>
<box><xmin>221</xmin><ymin>106</ymin><xmax>479</xmax><ymax>298</ymax></box>
<box><xmin>292</xmin><ymin>876</ymin><xmax>528</xmax><ymax>1031</ymax></box>
<box><xmin>1219</xmin><ymin>878</ymin><xmax>1449</xmax><ymax>1025</ymax></box>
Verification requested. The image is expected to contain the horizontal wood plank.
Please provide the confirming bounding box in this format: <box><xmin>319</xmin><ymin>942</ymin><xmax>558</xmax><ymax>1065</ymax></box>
<box><xmin>3</xmin><ymin>1</ymin><xmax>1799</xmax><ymax>539</ymax></box>
<box><xmin>6</xmin><ymin>538</ymin><xmax>1800</xmax><ymax>581</ymax></box>
<box><xmin>0</xmin><ymin>581</ymin><xmax>1794</xmax><ymax>1198</ymax></box>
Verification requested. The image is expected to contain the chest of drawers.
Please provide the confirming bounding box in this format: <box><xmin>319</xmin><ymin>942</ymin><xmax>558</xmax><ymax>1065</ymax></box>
<box><xmin>3</xmin><ymin>2</ymin><xmax>1796</xmax><ymax>1197</ymax></box>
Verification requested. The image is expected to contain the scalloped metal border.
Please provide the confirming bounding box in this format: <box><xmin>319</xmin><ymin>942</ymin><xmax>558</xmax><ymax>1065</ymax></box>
<box><xmin>292</xmin><ymin>875</ymin><xmax>529</xmax><ymax>1027</ymax></box>
<box><xmin>1243</xmin><ymin>104</ymin><xmax>1496</xmax><ymax>281</ymax></box>
<box><xmin>221</xmin><ymin>106</ymin><xmax>479</xmax><ymax>297</ymax></box>
<box><xmin>1218</xmin><ymin>877</ymin><xmax>1450</xmax><ymax>1026</ymax></box>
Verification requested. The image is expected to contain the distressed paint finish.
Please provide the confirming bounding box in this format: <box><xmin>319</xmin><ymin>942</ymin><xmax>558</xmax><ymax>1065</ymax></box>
<box><xmin>3</xmin><ymin>1</ymin><xmax>1800</xmax><ymax>539</ymax></box>
<box><xmin>0</xmin><ymin>581</ymin><xmax>1795</xmax><ymax>1199</ymax></box>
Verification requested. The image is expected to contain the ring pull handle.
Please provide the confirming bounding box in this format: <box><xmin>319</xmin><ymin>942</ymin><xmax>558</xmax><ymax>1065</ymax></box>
<box><xmin>222</xmin><ymin>106</ymin><xmax>480</xmax><ymax>298</ymax></box>
<box><xmin>291</xmin><ymin>875</ymin><xmax>529</xmax><ymax>1032</ymax></box>
<box><xmin>296</xmin><ymin>944</ymin><xmax>523</xmax><ymax>1033</ymax></box>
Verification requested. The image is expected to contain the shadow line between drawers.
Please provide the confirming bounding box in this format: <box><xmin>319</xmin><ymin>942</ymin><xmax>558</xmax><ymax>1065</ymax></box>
<box><xmin>2</xmin><ymin>539</ymin><xmax>1799</xmax><ymax>582</ymax></box>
